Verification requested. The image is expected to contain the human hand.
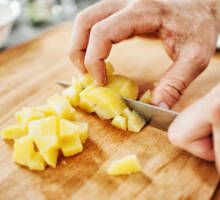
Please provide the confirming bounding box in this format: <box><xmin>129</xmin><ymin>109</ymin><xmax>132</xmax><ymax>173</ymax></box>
<box><xmin>69</xmin><ymin>0</ymin><xmax>220</xmax><ymax>108</ymax></box>
<box><xmin>168</xmin><ymin>83</ymin><xmax>220</xmax><ymax>174</ymax></box>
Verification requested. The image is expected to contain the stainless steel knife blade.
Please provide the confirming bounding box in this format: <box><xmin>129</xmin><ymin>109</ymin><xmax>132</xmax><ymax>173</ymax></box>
<box><xmin>122</xmin><ymin>97</ymin><xmax>178</xmax><ymax>131</ymax></box>
<box><xmin>57</xmin><ymin>80</ymin><xmax>179</xmax><ymax>131</ymax></box>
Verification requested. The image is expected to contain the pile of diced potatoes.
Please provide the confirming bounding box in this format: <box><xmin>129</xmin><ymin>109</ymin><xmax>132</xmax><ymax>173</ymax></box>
<box><xmin>1</xmin><ymin>62</ymin><xmax>150</xmax><ymax>172</ymax></box>
<box><xmin>2</xmin><ymin>94</ymin><xmax>88</xmax><ymax>170</ymax></box>
<box><xmin>63</xmin><ymin>62</ymin><xmax>147</xmax><ymax>133</ymax></box>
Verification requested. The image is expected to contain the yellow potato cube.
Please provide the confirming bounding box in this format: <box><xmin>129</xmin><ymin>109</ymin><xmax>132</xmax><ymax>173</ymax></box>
<box><xmin>111</xmin><ymin>116</ymin><xmax>127</xmax><ymax>131</ymax></box>
<box><xmin>28</xmin><ymin>116</ymin><xmax>59</xmax><ymax>137</ymax></box>
<box><xmin>83</xmin><ymin>87</ymin><xmax>126</xmax><ymax>119</ymax></box>
<box><xmin>79</xmin><ymin>85</ymin><xmax>97</xmax><ymax>113</ymax></box>
<box><xmin>106</xmin><ymin>75</ymin><xmax>138</xmax><ymax>100</ymax></box>
<box><xmin>71</xmin><ymin>121</ymin><xmax>88</xmax><ymax>144</ymax></box>
<box><xmin>122</xmin><ymin>108</ymin><xmax>145</xmax><ymax>133</ymax></box>
<box><xmin>59</xmin><ymin>119</ymin><xmax>83</xmax><ymax>157</ymax></box>
<box><xmin>34</xmin><ymin>136</ymin><xmax>59</xmax><ymax>167</ymax></box>
<box><xmin>29</xmin><ymin>152</ymin><xmax>46</xmax><ymax>171</ymax></box>
<box><xmin>13</xmin><ymin>136</ymin><xmax>35</xmax><ymax>166</ymax></box>
<box><xmin>1</xmin><ymin>124</ymin><xmax>27</xmax><ymax>140</ymax></box>
<box><xmin>28</xmin><ymin>116</ymin><xmax>59</xmax><ymax>167</ymax></box>
<box><xmin>47</xmin><ymin>94</ymin><xmax>76</xmax><ymax>120</ymax></box>
<box><xmin>15</xmin><ymin>107</ymin><xmax>45</xmax><ymax>132</ymax></box>
<box><xmin>78</xmin><ymin>74</ymin><xmax>94</xmax><ymax>88</ymax></box>
<box><xmin>139</xmin><ymin>90</ymin><xmax>151</xmax><ymax>104</ymax></box>
<box><xmin>106</xmin><ymin>62</ymin><xmax>114</xmax><ymax>77</ymax></box>
<box><xmin>33</xmin><ymin>104</ymin><xmax>53</xmax><ymax>116</ymax></box>
<box><xmin>107</xmin><ymin>155</ymin><xmax>141</xmax><ymax>175</ymax></box>
<box><xmin>62</xmin><ymin>81</ymin><xmax>83</xmax><ymax>107</ymax></box>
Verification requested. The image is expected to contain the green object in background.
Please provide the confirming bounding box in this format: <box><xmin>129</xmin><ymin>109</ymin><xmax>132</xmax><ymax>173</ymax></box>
<box><xmin>26</xmin><ymin>1</ymin><xmax>52</xmax><ymax>25</ymax></box>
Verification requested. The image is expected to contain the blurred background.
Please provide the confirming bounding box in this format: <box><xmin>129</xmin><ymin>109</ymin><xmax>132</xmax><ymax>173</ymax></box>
<box><xmin>0</xmin><ymin>0</ymin><xmax>99</xmax><ymax>50</ymax></box>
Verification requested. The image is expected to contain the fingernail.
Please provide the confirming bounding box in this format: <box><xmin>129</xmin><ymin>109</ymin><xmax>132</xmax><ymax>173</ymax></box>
<box><xmin>159</xmin><ymin>102</ymin><xmax>170</xmax><ymax>109</ymax></box>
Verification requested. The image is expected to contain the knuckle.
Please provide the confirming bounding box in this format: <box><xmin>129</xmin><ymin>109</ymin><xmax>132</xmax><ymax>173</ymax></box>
<box><xmin>168</xmin><ymin>127</ymin><xmax>182</xmax><ymax>147</ymax></box>
<box><xmin>90</xmin><ymin>22</ymin><xmax>105</xmax><ymax>37</ymax></box>
<box><xmin>75</xmin><ymin>10</ymin><xmax>89</xmax><ymax>26</ymax></box>
<box><xmin>84</xmin><ymin>55</ymin><xmax>95</xmax><ymax>68</ymax></box>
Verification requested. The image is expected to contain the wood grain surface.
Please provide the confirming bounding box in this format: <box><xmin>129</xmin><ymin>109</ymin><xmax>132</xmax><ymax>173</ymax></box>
<box><xmin>0</xmin><ymin>22</ymin><xmax>220</xmax><ymax>200</ymax></box>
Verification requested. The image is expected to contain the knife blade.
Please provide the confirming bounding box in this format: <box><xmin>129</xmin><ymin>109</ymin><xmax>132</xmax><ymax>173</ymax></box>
<box><xmin>57</xmin><ymin>81</ymin><xmax>179</xmax><ymax>131</ymax></box>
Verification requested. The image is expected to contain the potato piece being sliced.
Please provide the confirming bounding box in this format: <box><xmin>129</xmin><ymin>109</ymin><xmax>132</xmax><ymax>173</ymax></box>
<box><xmin>1</xmin><ymin>124</ymin><xmax>27</xmax><ymax>140</ymax></box>
<box><xmin>106</xmin><ymin>75</ymin><xmax>138</xmax><ymax>100</ymax></box>
<box><xmin>78</xmin><ymin>84</ymin><xmax>97</xmax><ymax>113</ymax></box>
<box><xmin>47</xmin><ymin>94</ymin><xmax>76</xmax><ymax>120</ymax></box>
<box><xmin>82</xmin><ymin>87</ymin><xmax>126</xmax><ymax>119</ymax></box>
<box><xmin>122</xmin><ymin>108</ymin><xmax>145</xmax><ymax>133</ymax></box>
<box><xmin>139</xmin><ymin>89</ymin><xmax>151</xmax><ymax>104</ymax></box>
<box><xmin>111</xmin><ymin>116</ymin><xmax>127</xmax><ymax>131</ymax></box>
<box><xmin>107</xmin><ymin>155</ymin><xmax>141</xmax><ymax>175</ymax></box>
<box><xmin>62</xmin><ymin>81</ymin><xmax>83</xmax><ymax>107</ymax></box>
<box><xmin>78</xmin><ymin>74</ymin><xmax>94</xmax><ymax>88</ymax></box>
<box><xmin>15</xmin><ymin>107</ymin><xmax>45</xmax><ymax>132</ymax></box>
<box><xmin>106</xmin><ymin>62</ymin><xmax>114</xmax><ymax>77</ymax></box>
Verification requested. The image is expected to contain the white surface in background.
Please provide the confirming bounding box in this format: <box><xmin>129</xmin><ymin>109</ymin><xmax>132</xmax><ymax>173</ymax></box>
<box><xmin>0</xmin><ymin>1</ymin><xmax>21</xmax><ymax>48</ymax></box>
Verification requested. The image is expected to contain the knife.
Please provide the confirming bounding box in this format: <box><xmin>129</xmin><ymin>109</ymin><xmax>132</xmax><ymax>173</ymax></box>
<box><xmin>57</xmin><ymin>81</ymin><xmax>179</xmax><ymax>131</ymax></box>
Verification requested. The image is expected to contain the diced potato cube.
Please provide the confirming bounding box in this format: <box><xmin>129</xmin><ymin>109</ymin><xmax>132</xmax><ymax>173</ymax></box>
<box><xmin>78</xmin><ymin>74</ymin><xmax>94</xmax><ymax>88</ymax></box>
<box><xmin>34</xmin><ymin>136</ymin><xmax>59</xmax><ymax>167</ymax></box>
<box><xmin>71</xmin><ymin>121</ymin><xmax>88</xmax><ymax>144</ymax></box>
<box><xmin>111</xmin><ymin>116</ymin><xmax>127</xmax><ymax>131</ymax></box>
<box><xmin>59</xmin><ymin>119</ymin><xmax>83</xmax><ymax>157</ymax></box>
<box><xmin>1</xmin><ymin>124</ymin><xmax>27</xmax><ymax>140</ymax></box>
<box><xmin>106</xmin><ymin>62</ymin><xmax>114</xmax><ymax>77</ymax></box>
<box><xmin>28</xmin><ymin>116</ymin><xmax>59</xmax><ymax>167</ymax></box>
<box><xmin>47</xmin><ymin>94</ymin><xmax>76</xmax><ymax>120</ymax></box>
<box><xmin>13</xmin><ymin>136</ymin><xmax>35</xmax><ymax>166</ymax></box>
<box><xmin>62</xmin><ymin>81</ymin><xmax>83</xmax><ymax>107</ymax></box>
<box><xmin>29</xmin><ymin>152</ymin><xmax>45</xmax><ymax>171</ymax></box>
<box><xmin>122</xmin><ymin>108</ymin><xmax>145</xmax><ymax>133</ymax></box>
<box><xmin>107</xmin><ymin>155</ymin><xmax>141</xmax><ymax>175</ymax></box>
<box><xmin>82</xmin><ymin>87</ymin><xmax>126</xmax><ymax>119</ymax></box>
<box><xmin>106</xmin><ymin>75</ymin><xmax>138</xmax><ymax>100</ymax></box>
<box><xmin>33</xmin><ymin>105</ymin><xmax>53</xmax><ymax>116</ymax></box>
<box><xmin>79</xmin><ymin>85</ymin><xmax>97</xmax><ymax>113</ymax></box>
<box><xmin>28</xmin><ymin>116</ymin><xmax>59</xmax><ymax>137</ymax></box>
<box><xmin>15</xmin><ymin>107</ymin><xmax>45</xmax><ymax>132</ymax></box>
<box><xmin>139</xmin><ymin>90</ymin><xmax>151</xmax><ymax>104</ymax></box>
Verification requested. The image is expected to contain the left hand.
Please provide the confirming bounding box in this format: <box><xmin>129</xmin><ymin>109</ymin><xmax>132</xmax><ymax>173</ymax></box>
<box><xmin>168</xmin><ymin>83</ymin><xmax>220</xmax><ymax>174</ymax></box>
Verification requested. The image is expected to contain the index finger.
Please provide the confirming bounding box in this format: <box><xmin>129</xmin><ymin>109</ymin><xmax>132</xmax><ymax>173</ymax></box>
<box><xmin>85</xmin><ymin>5</ymin><xmax>162</xmax><ymax>84</ymax></box>
<box><xmin>69</xmin><ymin>0</ymin><xmax>126</xmax><ymax>73</ymax></box>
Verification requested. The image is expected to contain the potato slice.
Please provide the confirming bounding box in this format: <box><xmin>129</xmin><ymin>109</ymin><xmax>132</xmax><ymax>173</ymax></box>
<box><xmin>106</xmin><ymin>75</ymin><xmax>138</xmax><ymax>100</ymax></box>
<box><xmin>13</xmin><ymin>136</ymin><xmax>45</xmax><ymax>170</ymax></box>
<box><xmin>139</xmin><ymin>89</ymin><xmax>151</xmax><ymax>104</ymax></box>
<box><xmin>15</xmin><ymin>107</ymin><xmax>45</xmax><ymax>132</ymax></box>
<box><xmin>1</xmin><ymin>124</ymin><xmax>27</xmax><ymax>140</ymax></box>
<box><xmin>82</xmin><ymin>87</ymin><xmax>127</xmax><ymax>119</ymax></box>
<box><xmin>47</xmin><ymin>94</ymin><xmax>76</xmax><ymax>120</ymax></box>
<box><xmin>78</xmin><ymin>74</ymin><xmax>94</xmax><ymax>88</ymax></box>
<box><xmin>122</xmin><ymin>108</ymin><xmax>145</xmax><ymax>133</ymax></box>
<box><xmin>107</xmin><ymin>155</ymin><xmax>141</xmax><ymax>175</ymax></box>
<box><xmin>106</xmin><ymin>62</ymin><xmax>114</xmax><ymax>77</ymax></box>
<box><xmin>78</xmin><ymin>84</ymin><xmax>97</xmax><ymax>113</ymax></box>
<box><xmin>62</xmin><ymin>81</ymin><xmax>83</xmax><ymax>107</ymax></box>
<box><xmin>71</xmin><ymin>121</ymin><xmax>88</xmax><ymax>144</ymax></box>
<box><xmin>111</xmin><ymin>116</ymin><xmax>127</xmax><ymax>131</ymax></box>
<box><xmin>59</xmin><ymin>119</ymin><xmax>83</xmax><ymax>157</ymax></box>
<box><xmin>28</xmin><ymin>116</ymin><xmax>59</xmax><ymax>167</ymax></box>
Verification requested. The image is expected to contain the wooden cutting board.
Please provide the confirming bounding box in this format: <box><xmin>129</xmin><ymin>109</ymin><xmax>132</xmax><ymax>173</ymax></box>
<box><xmin>0</xmin><ymin>22</ymin><xmax>220</xmax><ymax>200</ymax></box>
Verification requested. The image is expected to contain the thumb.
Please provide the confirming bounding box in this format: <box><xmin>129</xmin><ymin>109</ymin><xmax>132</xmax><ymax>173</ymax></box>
<box><xmin>152</xmin><ymin>43</ymin><xmax>211</xmax><ymax>109</ymax></box>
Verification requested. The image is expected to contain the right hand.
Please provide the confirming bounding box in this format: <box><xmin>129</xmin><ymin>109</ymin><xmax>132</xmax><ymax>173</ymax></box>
<box><xmin>69</xmin><ymin>0</ymin><xmax>220</xmax><ymax>108</ymax></box>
